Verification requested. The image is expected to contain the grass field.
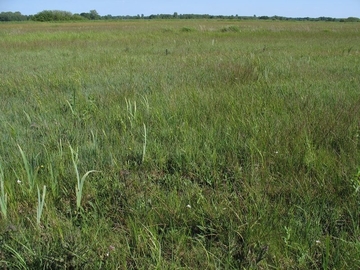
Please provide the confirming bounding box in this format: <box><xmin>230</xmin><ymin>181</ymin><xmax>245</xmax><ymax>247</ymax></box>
<box><xmin>0</xmin><ymin>19</ymin><xmax>360</xmax><ymax>269</ymax></box>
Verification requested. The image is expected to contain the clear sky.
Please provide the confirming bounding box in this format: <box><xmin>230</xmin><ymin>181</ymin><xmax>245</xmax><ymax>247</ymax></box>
<box><xmin>1</xmin><ymin>0</ymin><xmax>359</xmax><ymax>18</ymax></box>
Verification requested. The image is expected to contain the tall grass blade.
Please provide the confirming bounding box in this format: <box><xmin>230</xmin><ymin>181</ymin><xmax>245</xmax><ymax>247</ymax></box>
<box><xmin>69</xmin><ymin>145</ymin><xmax>98</xmax><ymax>210</ymax></box>
<box><xmin>0</xmin><ymin>160</ymin><xmax>7</xmax><ymax>219</ymax></box>
<box><xmin>69</xmin><ymin>145</ymin><xmax>80</xmax><ymax>186</ymax></box>
<box><xmin>3</xmin><ymin>244</ymin><xmax>28</xmax><ymax>270</ymax></box>
<box><xmin>76</xmin><ymin>170</ymin><xmax>98</xmax><ymax>210</ymax></box>
<box><xmin>17</xmin><ymin>144</ymin><xmax>34</xmax><ymax>191</ymax></box>
<box><xmin>142</xmin><ymin>123</ymin><xmax>147</xmax><ymax>163</ymax></box>
<box><xmin>36</xmin><ymin>185</ymin><xmax>46</xmax><ymax>226</ymax></box>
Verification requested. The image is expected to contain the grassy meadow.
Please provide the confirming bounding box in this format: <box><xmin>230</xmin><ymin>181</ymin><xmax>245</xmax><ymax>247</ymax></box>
<box><xmin>0</xmin><ymin>19</ymin><xmax>360</xmax><ymax>269</ymax></box>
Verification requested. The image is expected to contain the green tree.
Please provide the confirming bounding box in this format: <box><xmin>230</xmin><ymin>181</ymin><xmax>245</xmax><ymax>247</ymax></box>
<box><xmin>89</xmin><ymin>10</ymin><xmax>100</xmax><ymax>20</ymax></box>
<box><xmin>345</xmin><ymin>17</ymin><xmax>359</xmax><ymax>22</ymax></box>
<box><xmin>0</xmin><ymin>11</ymin><xmax>27</xmax><ymax>21</ymax></box>
<box><xmin>32</xmin><ymin>10</ymin><xmax>73</xmax><ymax>21</ymax></box>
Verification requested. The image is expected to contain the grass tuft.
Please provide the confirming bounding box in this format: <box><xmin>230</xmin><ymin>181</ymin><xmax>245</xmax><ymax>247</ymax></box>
<box><xmin>220</xmin><ymin>25</ymin><xmax>240</xmax><ymax>32</ymax></box>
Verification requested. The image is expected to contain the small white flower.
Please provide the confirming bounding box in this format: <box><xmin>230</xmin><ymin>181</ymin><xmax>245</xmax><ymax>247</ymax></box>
<box><xmin>17</xmin><ymin>179</ymin><xmax>22</xmax><ymax>184</ymax></box>
<box><xmin>186</xmin><ymin>204</ymin><xmax>191</xmax><ymax>209</ymax></box>
<box><xmin>315</xmin><ymin>240</ymin><xmax>321</xmax><ymax>244</ymax></box>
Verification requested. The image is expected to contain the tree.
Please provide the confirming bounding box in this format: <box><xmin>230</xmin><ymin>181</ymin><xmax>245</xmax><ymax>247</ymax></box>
<box><xmin>32</xmin><ymin>10</ymin><xmax>73</xmax><ymax>21</ymax></box>
<box><xmin>89</xmin><ymin>10</ymin><xmax>100</xmax><ymax>20</ymax></box>
<box><xmin>345</xmin><ymin>17</ymin><xmax>359</xmax><ymax>22</ymax></box>
<box><xmin>0</xmin><ymin>11</ymin><xmax>27</xmax><ymax>21</ymax></box>
<box><xmin>31</xmin><ymin>10</ymin><xmax>87</xmax><ymax>21</ymax></box>
<box><xmin>80</xmin><ymin>12</ymin><xmax>91</xmax><ymax>19</ymax></box>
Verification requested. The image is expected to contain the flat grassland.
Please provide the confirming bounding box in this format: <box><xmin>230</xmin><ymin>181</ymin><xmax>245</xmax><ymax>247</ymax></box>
<box><xmin>0</xmin><ymin>20</ymin><xmax>360</xmax><ymax>269</ymax></box>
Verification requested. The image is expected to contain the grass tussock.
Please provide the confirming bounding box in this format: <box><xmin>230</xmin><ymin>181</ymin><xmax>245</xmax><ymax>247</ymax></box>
<box><xmin>0</xmin><ymin>19</ymin><xmax>360</xmax><ymax>269</ymax></box>
<box><xmin>180</xmin><ymin>26</ymin><xmax>196</xmax><ymax>32</ymax></box>
<box><xmin>220</xmin><ymin>25</ymin><xmax>240</xmax><ymax>32</ymax></box>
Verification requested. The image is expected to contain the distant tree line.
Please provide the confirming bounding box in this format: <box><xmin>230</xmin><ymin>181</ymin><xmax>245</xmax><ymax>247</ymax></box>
<box><xmin>0</xmin><ymin>11</ymin><xmax>28</xmax><ymax>21</ymax></box>
<box><xmin>1</xmin><ymin>10</ymin><xmax>359</xmax><ymax>22</ymax></box>
<box><xmin>30</xmin><ymin>10</ymin><xmax>101</xmax><ymax>21</ymax></box>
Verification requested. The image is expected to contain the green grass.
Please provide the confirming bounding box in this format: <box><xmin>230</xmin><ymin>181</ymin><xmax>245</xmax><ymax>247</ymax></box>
<box><xmin>0</xmin><ymin>19</ymin><xmax>360</xmax><ymax>269</ymax></box>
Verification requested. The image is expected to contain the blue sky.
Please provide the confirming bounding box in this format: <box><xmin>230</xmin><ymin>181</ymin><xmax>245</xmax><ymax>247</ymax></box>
<box><xmin>1</xmin><ymin>0</ymin><xmax>359</xmax><ymax>18</ymax></box>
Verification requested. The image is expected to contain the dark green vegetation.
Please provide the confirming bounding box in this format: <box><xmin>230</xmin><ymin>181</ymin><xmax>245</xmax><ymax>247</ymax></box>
<box><xmin>1</xmin><ymin>10</ymin><xmax>360</xmax><ymax>22</ymax></box>
<box><xmin>0</xmin><ymin>20</ymin><xmax>360</xmax><ymax>269</ymax></box>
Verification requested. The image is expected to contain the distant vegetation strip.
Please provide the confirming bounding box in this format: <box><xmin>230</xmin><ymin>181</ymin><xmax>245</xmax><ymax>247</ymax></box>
<box><xmin>1</xmin><ymin>10</ymin><xmax>359</xmax><ymax>22</ymax></box>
